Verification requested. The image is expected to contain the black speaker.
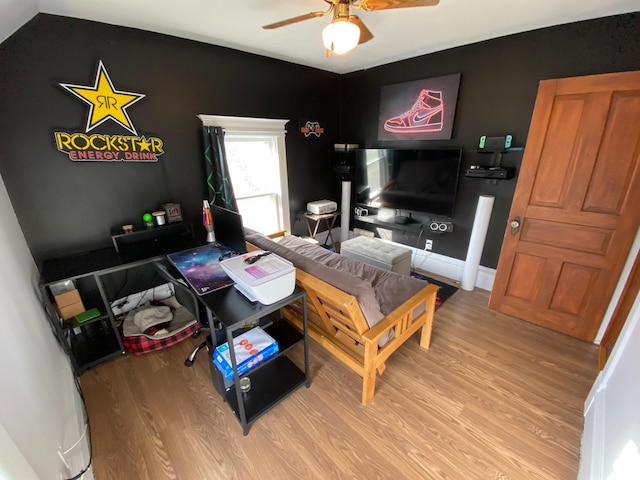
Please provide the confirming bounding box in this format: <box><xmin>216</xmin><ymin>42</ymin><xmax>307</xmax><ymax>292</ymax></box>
<box><xmin>429</xmin><ymin>220</ymin><xmax>454</xmax><ymax>233</ymax></box>
<box><xmin>330</xmin><ymin>151</ymin><xmax>355</xmax><ymax>180</ymax></box>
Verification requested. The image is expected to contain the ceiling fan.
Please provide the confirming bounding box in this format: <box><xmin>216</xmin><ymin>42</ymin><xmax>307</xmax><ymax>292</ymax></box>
<box><xmin>263</xmin><ymin>0</ymin><xmax>441</xmax><ymax>56</ymax></box>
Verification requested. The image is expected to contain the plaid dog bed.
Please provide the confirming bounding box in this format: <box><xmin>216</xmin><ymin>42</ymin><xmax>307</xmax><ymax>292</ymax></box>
<box><xmin>122</xmin><ymin>298</ymin><xmax>199</xmax><ymax>355</ymax></box>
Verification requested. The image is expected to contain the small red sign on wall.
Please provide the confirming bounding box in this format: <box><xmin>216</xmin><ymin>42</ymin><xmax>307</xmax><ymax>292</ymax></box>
<box><xmin>299</xmin><ymin>119</ymin><xmax>325</xmax><ymax>139</ymax></box>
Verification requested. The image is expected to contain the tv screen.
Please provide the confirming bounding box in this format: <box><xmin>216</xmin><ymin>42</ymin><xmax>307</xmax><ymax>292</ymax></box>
<box><xmin>355</xmin><ymin>149</ymin><xmax>462</xmax><ymax>218</ymax></box>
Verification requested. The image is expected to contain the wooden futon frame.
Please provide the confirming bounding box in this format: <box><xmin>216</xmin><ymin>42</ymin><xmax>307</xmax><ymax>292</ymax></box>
<box><xmin>248</xmin><ymin>234</ymin><xmax>438</xmax><ymax>405</ymax></box>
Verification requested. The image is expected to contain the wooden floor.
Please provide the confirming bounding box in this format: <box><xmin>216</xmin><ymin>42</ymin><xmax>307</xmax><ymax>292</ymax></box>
<box><xmin>81</xmin><ymin>285</ymin><xmax>598</xmax><ymax>480</ymax></box>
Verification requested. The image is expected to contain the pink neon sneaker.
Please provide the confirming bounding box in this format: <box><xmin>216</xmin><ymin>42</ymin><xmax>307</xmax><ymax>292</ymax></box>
<box><xmin>384</xmin><ymin>89</ymin><xmax>444</xmax><ymax>133</ymax></box>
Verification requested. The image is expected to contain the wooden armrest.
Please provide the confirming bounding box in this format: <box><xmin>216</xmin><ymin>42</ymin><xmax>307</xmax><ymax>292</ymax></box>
<box><xmin>245</xmin><ymin>232</ymin><xmax>286</xmax><ymax>253</ymax></box>
<box><xmin>266</xmin><ymin>230</ymin><xmax>287</xmax><ymax>240</ymax></box>
<box><xmin>362</xmin><ymin>284</ymin><xmax>438</xmax><ymax>344</ymax></box>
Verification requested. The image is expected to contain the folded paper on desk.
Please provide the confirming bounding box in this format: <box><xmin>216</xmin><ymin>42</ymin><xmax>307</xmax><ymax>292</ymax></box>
<box><xmin>213</xmin><ymin>326</ymin><xmax>279</xmax><ymax>381</ymax></box>
<box><xmin>220</xmin><ymin>250</ymin><xmax>295</xmax><ymax>305</ymax></box>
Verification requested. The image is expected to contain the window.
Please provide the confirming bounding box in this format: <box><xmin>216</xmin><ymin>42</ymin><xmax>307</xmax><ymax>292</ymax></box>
<box><xmin>198</xmin><ymin>115</ymin><xmax>290</xmax><ymax>235</ymax></box>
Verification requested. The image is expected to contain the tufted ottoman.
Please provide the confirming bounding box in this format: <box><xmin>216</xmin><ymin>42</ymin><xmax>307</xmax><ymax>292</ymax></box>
<box><xmin>340</xmin><ymin>236</ymin><xmax>412</xmax><ymax>276</ymax></box>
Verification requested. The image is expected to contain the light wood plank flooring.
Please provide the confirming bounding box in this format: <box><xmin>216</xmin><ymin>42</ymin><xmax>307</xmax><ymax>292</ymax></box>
<box><xmin>81</xmin><ymin>285</ymin><xmax>598</xmax><ymax>479</ymax></box>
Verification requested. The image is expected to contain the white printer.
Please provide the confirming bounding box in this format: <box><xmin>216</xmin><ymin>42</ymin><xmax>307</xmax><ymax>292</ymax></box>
<box><xmin>220</xmin><ymin>251</ymin><xmax>295</xmax><ymax>305</ymax></box>
<box><xmin>307</xmin><ymin>199</ymin><xmax>337</xmax><ymax>215</ymax></box>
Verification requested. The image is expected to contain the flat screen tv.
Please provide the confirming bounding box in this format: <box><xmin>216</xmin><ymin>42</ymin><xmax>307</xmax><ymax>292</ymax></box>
<box><xmin>354</xmin><ymin>149</ymin><xmax>463</xmax><ymax>218</ymax></box>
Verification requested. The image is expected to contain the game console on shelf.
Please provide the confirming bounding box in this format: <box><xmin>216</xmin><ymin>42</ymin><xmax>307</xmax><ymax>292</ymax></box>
<box><xmin>307</xmin><ymin>199</ymin><xmax>337</xmax><ymax>215</ymax></box>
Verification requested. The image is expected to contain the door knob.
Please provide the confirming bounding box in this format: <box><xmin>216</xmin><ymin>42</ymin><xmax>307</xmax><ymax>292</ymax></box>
<box><xmin>510</xmin><ymin>217</ymin><xmax>521</xmax><ymax>236</ymax></box>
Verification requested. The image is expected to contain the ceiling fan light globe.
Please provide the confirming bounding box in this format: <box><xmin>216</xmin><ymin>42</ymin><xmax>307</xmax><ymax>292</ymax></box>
<box><xmin>322</xmin><ymin>19</ymin><xmax>360</xmax><ymax>54</ymax></box>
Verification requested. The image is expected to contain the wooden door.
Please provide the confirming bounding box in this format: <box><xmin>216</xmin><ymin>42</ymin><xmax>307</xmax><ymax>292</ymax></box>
<box><xmin>489</xmin><ymin>71</ymin><xmax>640</xmax><ymax>342</ymax></box>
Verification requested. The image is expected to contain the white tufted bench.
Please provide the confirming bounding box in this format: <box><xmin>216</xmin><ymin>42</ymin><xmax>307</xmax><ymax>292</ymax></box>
<box><xmin>340</xmin><ymin>236</ymin><xmax>412</xmax><ymax>276</ymax></box>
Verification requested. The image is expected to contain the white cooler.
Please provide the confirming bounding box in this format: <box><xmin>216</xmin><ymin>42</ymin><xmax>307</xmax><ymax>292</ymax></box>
<box><xmin>220</xmin><ymin>251</ymin><xmax>295</xmax><ymax>304</ymax></box>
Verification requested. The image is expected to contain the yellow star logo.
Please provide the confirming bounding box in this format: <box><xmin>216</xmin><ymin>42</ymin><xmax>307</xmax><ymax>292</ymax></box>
<box><xmin>138</xmin><ymin>137</ymin><xmax>152</xmax><ymax>151</ymax></box>
<box><xmin>60</xmin><ymin>61</ymin><xmax>145</xmax><ymax>135</ymax></box>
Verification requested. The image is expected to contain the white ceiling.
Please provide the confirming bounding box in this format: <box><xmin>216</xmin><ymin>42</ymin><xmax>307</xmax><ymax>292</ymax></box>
<box><xmin>3</xmin><ymin>0</ymin><xmax>639</xmax><ymax>74</ymax></box>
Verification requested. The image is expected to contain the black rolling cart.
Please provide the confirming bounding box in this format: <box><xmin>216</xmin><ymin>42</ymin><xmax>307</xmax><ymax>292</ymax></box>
<box><xmin>199</xmin><ymin>285</ymin><xmax>309</xmax><ymax>435</ymax></box>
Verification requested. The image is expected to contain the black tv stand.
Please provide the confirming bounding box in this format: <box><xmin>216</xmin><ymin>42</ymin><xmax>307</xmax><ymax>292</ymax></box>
<box><xmin>354</xmin><ymin>211</ymin><xmax>423</xmax><ymax>234</ymax></box>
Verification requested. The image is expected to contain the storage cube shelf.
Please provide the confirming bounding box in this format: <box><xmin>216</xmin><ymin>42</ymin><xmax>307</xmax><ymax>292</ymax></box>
<box><xmin>40</xmin><ymin>270</ymin><xmax>126</xmax><ymax>374</ymax></box>
<box><xmin>69</xmin><ymin>322</ymin><xmax>122</xmax><ymax>370</ymax></box>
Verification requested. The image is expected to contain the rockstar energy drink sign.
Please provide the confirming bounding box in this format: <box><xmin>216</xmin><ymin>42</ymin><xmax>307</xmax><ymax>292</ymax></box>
<box><xmin>54</xmin><ymin>133</ymin><xmax>163</xmax><ymax>161</ymax></box>
<box><xmin>54</xmin><ymin>61</ymin><xmax>164</xmax><ymax>162</ymax></box>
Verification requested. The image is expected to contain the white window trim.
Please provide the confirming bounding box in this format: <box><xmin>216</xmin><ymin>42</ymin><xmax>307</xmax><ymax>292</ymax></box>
<box><xmin>197</xmin><ymin>115</ymin><xmax>291</xmax><ymax>233</ymax></box>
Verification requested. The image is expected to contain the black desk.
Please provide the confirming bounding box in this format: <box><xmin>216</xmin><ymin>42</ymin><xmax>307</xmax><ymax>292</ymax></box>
<box><xmin>39</xmin><ymin>229</ymin><xmax>205</xmax><ymax>374</ymax></box>
<box><xmin>41</xmin><ymin>228</ymin><xmax>201</xmax><ymax>285</ymax></box>
<box><xmin>199</xmin><ymin>285</ymin><xmax>309</xmax><ymax>435</ymax></box>
<box><xmin>110</xmin><ymin>221</ymin><xmax>194</xmax><ymax>254</ymax></box>
<box><xmin>40</xmin><ymin>230</ymin><xmax>309</xmax><ymax>434</ymax></box>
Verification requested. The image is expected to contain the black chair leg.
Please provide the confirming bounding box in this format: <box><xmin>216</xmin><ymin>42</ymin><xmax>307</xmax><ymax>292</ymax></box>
<box><xmin>184</xmin><ymin>313</ymin><xmax>222</xmax><ymax>368</ymax></box>
<box><xmin>184</xmin><ymin>339</ymin><xmax>208</xmax><ymax>367</ymax></box>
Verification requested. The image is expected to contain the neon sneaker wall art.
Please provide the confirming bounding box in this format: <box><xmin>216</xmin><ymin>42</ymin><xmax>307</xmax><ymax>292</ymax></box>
<box><xmin>383</xmin><ymin>89</ymin><xmax>444</xmax><ymax>134</ymax></box>
<box><xmin>377</xmin><ymin>73</ymin><xmax>461</xmax><ymax>141</ymax></box>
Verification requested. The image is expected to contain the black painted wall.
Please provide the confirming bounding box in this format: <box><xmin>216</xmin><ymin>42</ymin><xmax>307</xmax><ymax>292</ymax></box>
<box><xmin>340</xmin><ymin>13</ymin><xmax>640</xmax><ymax>268</ymax></box>
<box><xmin>0</xmin><ymin>14</ymin><xmax>341</xmax><ymax>264</ymax></box>
<box><xmin>0</xmin><ymin>13</ymin><xmax>639</xmax><ymax>271</ymax></box>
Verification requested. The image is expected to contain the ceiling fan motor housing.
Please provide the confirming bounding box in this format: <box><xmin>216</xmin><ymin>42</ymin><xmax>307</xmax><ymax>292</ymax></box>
<box><xmin>264</xmin><ymin>0</ymin><xmax>440</xmax><ymax>53</ymax></box>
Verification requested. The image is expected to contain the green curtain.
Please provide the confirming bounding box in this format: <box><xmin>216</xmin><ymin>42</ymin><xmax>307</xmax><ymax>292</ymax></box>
<box><xmin>202</xmin><ymin>126</ymin><xmax>238</xmax><ymax>212</ymax></box>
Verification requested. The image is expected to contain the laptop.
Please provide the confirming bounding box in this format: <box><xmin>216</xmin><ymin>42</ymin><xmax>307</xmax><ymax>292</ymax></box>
<box><xmin>210</xmin><ymin>204</ymin><xmax>247</xmax><ymax>254</ymax></box>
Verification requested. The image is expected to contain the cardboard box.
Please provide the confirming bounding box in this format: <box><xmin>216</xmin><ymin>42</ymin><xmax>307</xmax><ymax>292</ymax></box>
<box><xmin>49</xmin><ymin>279</ymin><xmax>75</xmax><ymax>296</ymax></box>
<box><xmin>54</xmin><ymin>289</ymin><xmax>85</xmax><ymax>320</ymax></box>
<box><xmin>213</xmin><ymin>326</ymin><xmax>278</xmax><ymax>381</ymax></box>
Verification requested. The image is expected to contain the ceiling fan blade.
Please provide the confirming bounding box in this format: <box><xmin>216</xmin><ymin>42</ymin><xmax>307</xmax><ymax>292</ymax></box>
<box><xmin>349</xmin><ymin>16</ymin><xmax>374</xmax><ymax>44</ymax></box>
<box><xmin>262</xmin><ymin>4</ymin><xmax>335</xmax><ymax>30</ymax></box>
<box><xmin>356</xmin><ymin>0</ymin><xmax>440</xmax><ymax>11</ymax></box>
<box><xmin>263</xmin><ymin>10</ymin><xmax>330</xmax><ymax>30</ymax></box>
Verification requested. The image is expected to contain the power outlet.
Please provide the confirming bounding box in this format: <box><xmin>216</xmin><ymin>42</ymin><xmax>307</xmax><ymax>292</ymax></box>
<box><xmin>425</xmin><ymin>239</ymin><xmax>433</xmax><ymax>251</ymax></box>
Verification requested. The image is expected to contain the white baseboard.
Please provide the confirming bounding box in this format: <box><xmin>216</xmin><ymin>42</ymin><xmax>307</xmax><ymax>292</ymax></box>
<box><xmin>410</xmin><ymin>247</ymin><xmax>496</xmax><ymax>292</ymax></box>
